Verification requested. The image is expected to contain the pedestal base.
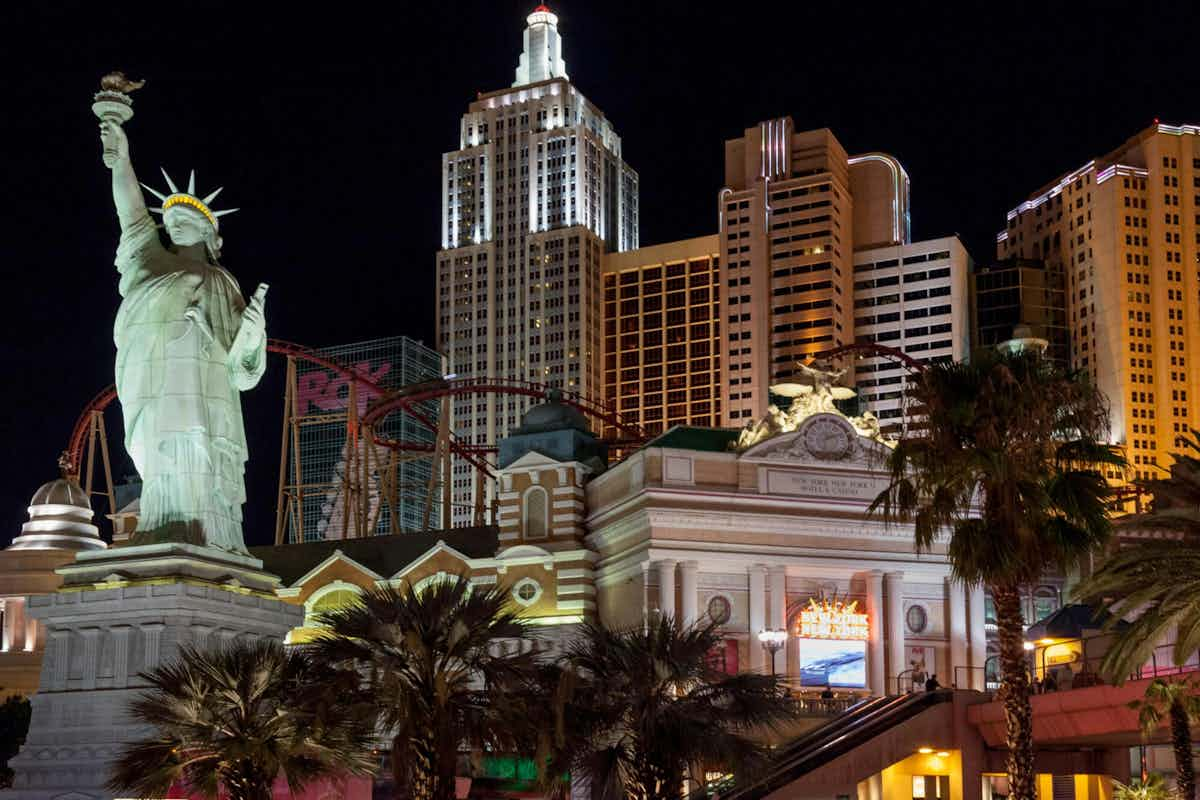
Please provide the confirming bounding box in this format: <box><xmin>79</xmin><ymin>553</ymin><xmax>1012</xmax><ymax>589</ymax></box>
<box><xmin>5</xmin><ymin>547</ymin><xmax>302</xmax><ymax>800</ymax></box>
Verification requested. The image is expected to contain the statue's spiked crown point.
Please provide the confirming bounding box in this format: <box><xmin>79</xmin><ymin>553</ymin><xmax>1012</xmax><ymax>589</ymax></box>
<box><xmin>143</xmin><ymin>168</ymin><xmax>237</xmax><ymax>230</ymax></box>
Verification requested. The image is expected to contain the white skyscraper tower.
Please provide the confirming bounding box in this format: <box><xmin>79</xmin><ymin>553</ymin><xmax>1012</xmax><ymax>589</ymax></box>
<box><xmin>513</xmin><ymin>5</ymin><xmax>569</xmax><ymax>87</ymax></box>
<box><xmin>436</xmin><ymin>5</ymin><xmax>639</xmax><ymax>525</ymax></box>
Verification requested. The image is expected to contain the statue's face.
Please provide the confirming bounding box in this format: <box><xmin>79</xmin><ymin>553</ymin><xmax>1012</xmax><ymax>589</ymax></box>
<box><xmin>164</xmin><ymin>206</ymin><xmax>213</xmax><ymax>248</ymax></box>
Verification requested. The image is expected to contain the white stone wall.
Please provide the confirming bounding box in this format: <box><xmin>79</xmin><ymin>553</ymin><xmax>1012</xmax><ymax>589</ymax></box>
<box><xmin>7</xmin><ymin>583</ymin><xmax>302</xmax><ymax>800</ymax></box>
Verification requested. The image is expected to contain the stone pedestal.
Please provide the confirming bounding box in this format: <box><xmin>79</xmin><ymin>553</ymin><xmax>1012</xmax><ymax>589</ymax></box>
<box><xmin>6</xmin><ymin>543</ymin><xmax>302</xmax><ymax>800</ymax></box>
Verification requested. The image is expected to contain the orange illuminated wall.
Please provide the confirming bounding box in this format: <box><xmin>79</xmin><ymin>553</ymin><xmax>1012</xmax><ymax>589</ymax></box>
<box><xmin>601</xmin><ymin>236</ymin><xmax>722</xmax><ymax>438</ymax></box>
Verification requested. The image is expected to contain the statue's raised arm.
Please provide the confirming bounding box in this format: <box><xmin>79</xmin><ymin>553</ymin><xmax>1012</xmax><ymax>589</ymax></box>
<box><xmin>94</xmin><ymin>72</ymin><xmax>149</xmax><ymax>231</ymax></box>
<box><xmin>99</xmin><ymin>121</ymin><xmax>149</xmax><ymax>231</ymax></box>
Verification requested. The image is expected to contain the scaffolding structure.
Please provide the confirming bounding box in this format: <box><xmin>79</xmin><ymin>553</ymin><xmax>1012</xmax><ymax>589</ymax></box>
<box><xmin>275</xmin><ymin>337</ymin><xmax>442</xmax><ymax>544</ymax></box>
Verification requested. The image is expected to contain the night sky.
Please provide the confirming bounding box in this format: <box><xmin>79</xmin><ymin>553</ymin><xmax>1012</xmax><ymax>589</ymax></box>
<box><xmin>1</xmin><ymin>1</ymin><xmax>1194</xmax><ymax>547</ymax></box>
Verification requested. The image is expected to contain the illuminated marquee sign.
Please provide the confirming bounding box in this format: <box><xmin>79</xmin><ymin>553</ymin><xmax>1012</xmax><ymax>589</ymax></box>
<box><xmin>797</xmin><ymin>597</ymin><xmax>869</xmax><ymax>641</ymax></box>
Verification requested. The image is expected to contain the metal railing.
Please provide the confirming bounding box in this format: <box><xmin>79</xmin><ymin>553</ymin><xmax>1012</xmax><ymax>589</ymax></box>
<box><xmin>791</xmin><ymin>695</ymin><xmax>859</xmax><ymax>715</ymax></box>
<box><xmin>949</xmin><ymin>634</ymin><xmax>1200</xmax><ymax>697</ymax></box>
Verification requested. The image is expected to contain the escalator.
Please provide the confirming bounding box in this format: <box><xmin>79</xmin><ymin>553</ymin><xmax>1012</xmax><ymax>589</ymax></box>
<box><xmin>715</xmin><ymin>691</ymin><xmax>953</xmax><ymax>800</ymax></box>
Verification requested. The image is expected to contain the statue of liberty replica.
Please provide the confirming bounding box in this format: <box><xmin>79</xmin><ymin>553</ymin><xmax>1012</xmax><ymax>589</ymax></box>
<box><xmin>98</xmin><ymin>72</ymin><xmax>267</xmax><ymax>554</ymax></box>
<box><xmin>5</xmin><ymin>75</ymin><xmax>300</xmax><ymax>800</ymax></box>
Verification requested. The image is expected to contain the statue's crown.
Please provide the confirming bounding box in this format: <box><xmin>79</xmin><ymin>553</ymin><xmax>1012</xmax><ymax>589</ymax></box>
<box><xmin>142</xmin><ymin>168</ymin><xmax>237</xmax><ymax>230</ymax></box>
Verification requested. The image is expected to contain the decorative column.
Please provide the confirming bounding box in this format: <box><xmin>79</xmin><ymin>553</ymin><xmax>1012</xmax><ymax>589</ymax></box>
<box><xmin>2</xmin><ymin>598</ymin><xmax>25</xmax><ymax>653</ymax></box>
<box><xmin>679</xmin><ymin>561</ymin><xmax>699</xmax><ymax>627</ymax></box>
<box><xmin>766</xmin><ymin>565</ymin><xmax>793</xmax><ymax>681</ymax></box>
<box><xmin>50</xmin><ymin>629</ymin><xmax>70</xmax><ymax>690</ymax></box>
<box><xmin>25</xmin><ymin>616</ymin><xmax>39</xmax><ymax>652</ymax></box>
<box><xmin>111</xmin><ymin>625</ymin><xmax>132</xmax><ymax>689</ymax></box>
<box><xmin>947</xmin><ymin>577</ymin><xmax>968</xmax><ymax>689</ymax></box>
<box><xmin>768</xmin><ymin>565</ymin><xmax>787</xmax><ymax>631</ymax></box>
<box><xmin>657</xmin><ymin>560</ymin><xmax>676</xmax><ymax>621</ymax></box>
<box><xmin>884</xmin><ymin>571</ymin><xmax>905</xmax><ymax>693</ymax></box>
<box><xmin>968</xmin><ymin>584</ymin><xmax>988</xmax><ymax>691</ymax></box>
<box><xmin>748</xmin><ymin>565</ymin><xmax>767</xmax><ymax>672</ymax></box>
<box><xmin>865</xmin><ymin>570</ymin><xmax>885</xmax><ymax>696</ymax></box>
<box><xmin>80</xmin><ymin>628</ymin><xmax>101</xmax><ymax>690</ymax></box>
<box><xmin>190</xmin><ymin>624</ymin><xmax>214</xmax><ymax>650</ymax></box>
<box><xmin>141</xmin><ymin>622</ymin><xmax>165</xmax><ymax>672</ymax></box>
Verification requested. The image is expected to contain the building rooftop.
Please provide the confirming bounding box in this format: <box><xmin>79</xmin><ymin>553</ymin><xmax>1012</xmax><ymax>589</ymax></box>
<box><xmin>639</xmin><ymin>425</ymin><xmax>740</xmax><ymax>453</ymax></box>
<box><xmin>249</xmin><ymin>526</ymin><xmax>498</xmax><ymax>586</ymax></box>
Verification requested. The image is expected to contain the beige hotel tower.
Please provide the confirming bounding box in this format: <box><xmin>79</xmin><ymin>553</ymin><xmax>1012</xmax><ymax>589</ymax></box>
<box><xmin>598</xmin><ymin>121</ymin><xmax>973</xmax><ymax>442</ymax></box>
<box><xmin>719</xmin><ymin>120</ymin><xmax>970</xmax><ymax>431</ymax></box>
<box><xmin>998</xmin><ymin>123</ymin><xmax>1199</xmax><ymax>479</ymax></box>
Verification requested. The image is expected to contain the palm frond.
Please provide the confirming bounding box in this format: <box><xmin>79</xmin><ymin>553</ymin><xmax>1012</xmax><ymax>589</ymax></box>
<box><xmin>1074</xmin><ymin>539</ymin><xmax>1200</xmax><ymax>678</ymax></box>
<box><xmin>540</xmin><ymin>615</ymin><xmax>795</xmax><ymax>800</ymax></box>
<box><xmin>108</xmin><ymin>639</ymin><xmax>376</xmax><ymax>800</ymax></box>
<box><xmin>306</xmin><ymin>576</ymin><xmax>542</xmax><ymax>798</ymax></box>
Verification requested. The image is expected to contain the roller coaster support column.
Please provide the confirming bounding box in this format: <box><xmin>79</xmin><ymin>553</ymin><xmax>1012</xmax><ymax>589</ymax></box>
<box><xmin>274</xmin><ymin>356</ymin><xmax>300</xmax><ymax>545</ymax></box>
<box><xmin>473</xmin><ymin>468</ymin><xmax>486</xmax><ymax>527</ymax></box>
<box><xmin>343</xmin><ymin>379</ymin><xmax>358</xmax><ymax>539</ymax></box>
<box><xmin>81</xmin><ymin>411</ymin><xmax>116</xmax><ymax>517</ymax></box>
<box><xmin>440</xmin><ymin>394</ymin><xmax>452</xmax><ymax>530</ymax></box>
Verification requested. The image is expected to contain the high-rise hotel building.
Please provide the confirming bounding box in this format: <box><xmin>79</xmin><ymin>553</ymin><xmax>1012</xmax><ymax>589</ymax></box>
<box><xmin>997</xmin><ymin>123</ymin><xmax>1199</xmax><ymax>479</ymax></box>
<box><xmin>719</xmin><ymin>119</ymin><xmax>969</xmax><ymax>430</ymax></box>
<box><xmin>600</xmin><ymin>236</ymin><xmax>722</xmax><ymax>438</ymax></box>
<box><xmin>436</xmin><ymin>6</ymin><xmax>639</xmax><ymax>522</ymax></box>
<box><xmin>852</xmin><ymin>236</ymin><xmax>970</xmax><ymax>430</ymax></box>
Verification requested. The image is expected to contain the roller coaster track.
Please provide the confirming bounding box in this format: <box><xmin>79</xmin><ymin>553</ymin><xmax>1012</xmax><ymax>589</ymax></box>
<box><xmin>64</xmin><ymin>339</ymin><xmax>645</xmax><ymax>479</ymax></box>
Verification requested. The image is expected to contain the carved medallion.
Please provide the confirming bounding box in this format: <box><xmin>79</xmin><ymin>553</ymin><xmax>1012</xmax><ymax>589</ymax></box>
<box><xmin>801</xmin><ymin>416</ymin><xmax>855</xmax><ymax>460</ymax></box>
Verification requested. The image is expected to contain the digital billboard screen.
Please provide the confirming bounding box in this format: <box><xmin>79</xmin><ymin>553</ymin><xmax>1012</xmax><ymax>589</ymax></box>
<box><xmin>798</xmin><ymin>638</ymin><xmax>867</xmax><ymax>688</ymax></box>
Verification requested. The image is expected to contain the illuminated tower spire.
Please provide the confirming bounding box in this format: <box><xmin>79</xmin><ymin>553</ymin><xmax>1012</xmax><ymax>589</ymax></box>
<box><xmin>513</xmin><ymin>4</ymin><xmax>569</xmax><ymax>87</ymax></box>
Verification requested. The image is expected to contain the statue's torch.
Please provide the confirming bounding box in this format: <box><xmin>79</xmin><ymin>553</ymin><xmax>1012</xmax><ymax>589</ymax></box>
<box><xmin>92</xmin><ymin>72</ymin><xmax>142</xmax><ymax>162</ymax></box>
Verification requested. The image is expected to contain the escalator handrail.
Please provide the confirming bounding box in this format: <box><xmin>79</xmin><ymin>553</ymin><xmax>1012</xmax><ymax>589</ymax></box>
<box><xmin>768</xmin><ymin>695</ymin><xmax>888</xmax><ymax>761</ymax></box>
<box><xmin>768</xmin><ymin>693</ymin><xmax>916</xmax><ymax>766</ymax></box>
<box><xmin>684</xmin><ymin>695</ymin><xmax>895</xmax><ymax>800</ymax></box>
<box><xmin>725</xmin><ymin>690</ymin><xmax>953</xmax><ymax>800</ymax></box>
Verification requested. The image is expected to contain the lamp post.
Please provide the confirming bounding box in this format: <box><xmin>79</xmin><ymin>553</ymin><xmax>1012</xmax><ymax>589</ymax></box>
<box><xmin>758</xmin><ymin>629</ymin><xmax>788</xmax><ymax>677</ymax></box>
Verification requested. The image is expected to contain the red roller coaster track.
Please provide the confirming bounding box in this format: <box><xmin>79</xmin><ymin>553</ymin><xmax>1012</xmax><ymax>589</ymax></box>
<box><xmin>65</xmin><ymin>339</ymin><xmax>647</xmax><ymax>477</ymax></box>
<box><xmin>809</xmin><ymin>342</ymin><xmax>928</xmax><ymax>373</ymax></box>
<box><xmin>361</xmin><ymin>376</ymin><xmax>645</xmax><ymax>437</ymax></box>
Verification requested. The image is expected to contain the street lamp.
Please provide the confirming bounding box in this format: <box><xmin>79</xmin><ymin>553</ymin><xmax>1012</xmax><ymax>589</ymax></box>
<box><xmin>758</xmin><ymin>629</ymin><xmax>788</xmax><ymax>676</ymax></box>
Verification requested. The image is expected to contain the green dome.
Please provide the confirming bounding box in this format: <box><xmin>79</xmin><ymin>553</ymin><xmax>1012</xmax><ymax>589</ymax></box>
<box><xmin>515</xmin><ymin>389</ymin><xmax>592</xmax><ymax>435</ymax></box>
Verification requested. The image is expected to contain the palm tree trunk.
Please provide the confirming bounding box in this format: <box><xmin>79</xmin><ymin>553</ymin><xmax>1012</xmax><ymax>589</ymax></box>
<box><xmin>992</xmin><ymin>584</ymin><xmax>1036</xmax><ymax>800</ymax></box>
<box><xmin>391</xmin><ymin>736</ymin><xmax>405</xmax><ymax>800</ymax></box>
<box><xmin>1170</xmin><ymin>698</ymin><xmax>1196</xmax><ymax>800</ymax></box>
<box><xmin>409</xmin><ymin>724</ymin><xmax>455</xmax><ymax>800</ymax></box>
<box><xmin>221</xmin><ymin>759</ymin><xmax>275</xmax><ymax>800</ymax></box>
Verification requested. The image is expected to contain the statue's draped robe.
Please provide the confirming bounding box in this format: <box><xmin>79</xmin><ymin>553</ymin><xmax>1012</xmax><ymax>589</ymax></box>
<box><xmin>114</xmin><ymin>214</ymin><xmax>264</xmax><ymax>554</ymax></box>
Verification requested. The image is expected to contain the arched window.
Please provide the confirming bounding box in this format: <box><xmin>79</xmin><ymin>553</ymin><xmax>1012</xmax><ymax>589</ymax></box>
<box><xmin>523</xmin><ymin>486</ymin><xmax>549</xmax><ymax>540</ymax></box>
<box><xmin>305</xmin><ymin>586</ymin><xmax>360</xmax><ymax>627</ymax></box>
<box><xmin>413</xmin><ymin>571</ymin><xmax>467</xmax><ymax>596</ymax></box>
<box><xmin>294</xmin><ymin>583</ymin><xmax>362</xmax><ymax>644</ymax></box>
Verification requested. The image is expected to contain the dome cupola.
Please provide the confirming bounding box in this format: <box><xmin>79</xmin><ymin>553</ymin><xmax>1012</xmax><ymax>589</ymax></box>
<box><xmin>8</xmin><ymin>477</ymin><xmax>105</xmax><ymax>551</ymax></box>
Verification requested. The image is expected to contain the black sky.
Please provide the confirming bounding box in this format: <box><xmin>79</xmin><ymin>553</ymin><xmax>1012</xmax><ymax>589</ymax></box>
<box><xmin>0</xmin><ymin>1</ymin><xmax>1195</xmax><ymax>547</ymax></box>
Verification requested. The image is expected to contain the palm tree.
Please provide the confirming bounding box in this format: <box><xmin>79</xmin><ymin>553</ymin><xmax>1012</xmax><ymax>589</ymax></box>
<box><xmin>1074</xmin><ymin>431</ymin><xmax>1200</xmax><ymax>800</ymax></box>
<box><xmin>309</xmin><ymin>577</ymin><xmax>536</xmax><ymax>800</ymax></box>
<box><xmin>869</xmin><ymin>348</ymin><xmax>1122</xmax><ymax>800</ymax></box>
<box><xmin>0</xmin><ymin>692</ymin><xmax>31</xmax><ymax>789</ymax></box>
<box><xmin>1074</xmin><ymin>430</ymin><xmax>1200</xmax><ymax>677</ymax></box>
<box><xmin>538</xmin><ymin>614</ymin><xmax>795</xmax><ymax>800</ymax></box>
<box><xmin>1113</xmin><ymin>772</ymin><xmax>1173</xmax><ymax>800</ymax></box>
<box><xmin>108</xmin><ymin>638</ymin><xmax>377</xmax><ymax>800</ymax></box>
<box><xmin>1129</xmin><ymin>678</ymin><xmax>1200</xmax><ymax>800</ymax></box>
